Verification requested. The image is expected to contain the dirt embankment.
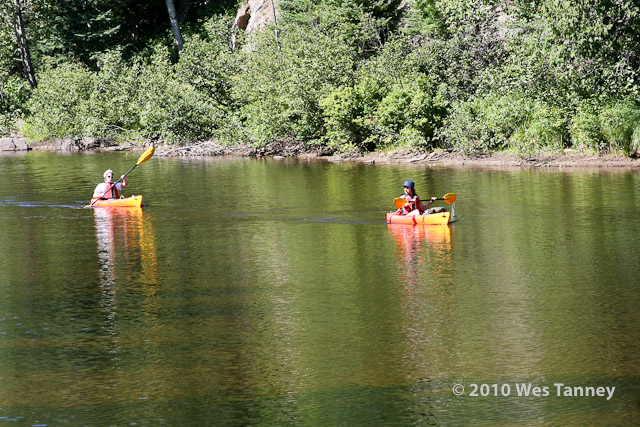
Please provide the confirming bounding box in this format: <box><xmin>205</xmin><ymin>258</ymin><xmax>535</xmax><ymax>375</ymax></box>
<box><xmin>150</xmin><ymin>141</ymin><xmax>640</xmax><ymax>170</ymax></box>
<box><xmin>354</xmin><ymin>150</ymin><xmax>640</xmax><ymax>169</ymax></box>
<box><xmin>28</xmin><ymin>138</ymin><xmax>640</xmax><ymax>170</ymax></box>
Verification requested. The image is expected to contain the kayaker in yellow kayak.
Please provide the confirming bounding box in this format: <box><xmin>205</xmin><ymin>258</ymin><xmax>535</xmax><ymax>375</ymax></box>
<box><xmin>93</xmin><ymin>169</ymin><xmax>127</xmax><ymax>200</ymax></box>
<box><xmin>396</xmin><ymin>180</ymin><xmax>437</xmax><ymax>215</ymax></box>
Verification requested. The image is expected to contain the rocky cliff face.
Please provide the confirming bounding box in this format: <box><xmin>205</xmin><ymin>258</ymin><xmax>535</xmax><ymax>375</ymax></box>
<box><xmin>233</xmin><ymin>0</ymin><xmax>277</xmax><ymax>33</ymax></box>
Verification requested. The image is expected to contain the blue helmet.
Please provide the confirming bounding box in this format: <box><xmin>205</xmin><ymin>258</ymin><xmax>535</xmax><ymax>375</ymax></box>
<box><xmin>403</xmin><ymin>180</ymin><xmax>415</xmax><ymax>188</ymax></box>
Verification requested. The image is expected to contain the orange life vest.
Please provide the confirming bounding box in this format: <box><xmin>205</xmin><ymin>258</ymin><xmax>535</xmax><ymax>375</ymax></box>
<box><xmin>97</xmin><ymin>183</ymin><xmax>119</xmax><ymax>199</ymax></box>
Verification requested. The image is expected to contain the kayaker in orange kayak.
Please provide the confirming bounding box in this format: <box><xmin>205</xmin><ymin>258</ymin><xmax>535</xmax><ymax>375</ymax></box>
<box><xmin>93</xmin><ymin>169</ymin><xmax>127</xmax><ymax>199</ymax></box>
<box><xmin>396</xmin><ymin>180</ymin><xmax>437</xmax><ymax>215</ymax></box>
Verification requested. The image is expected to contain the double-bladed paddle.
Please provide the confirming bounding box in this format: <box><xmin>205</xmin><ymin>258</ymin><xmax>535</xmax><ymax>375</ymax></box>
<box><xmin>393</xmin><ymin>192</ymin><xmax>457</xmax><ymax>209</ymax></box>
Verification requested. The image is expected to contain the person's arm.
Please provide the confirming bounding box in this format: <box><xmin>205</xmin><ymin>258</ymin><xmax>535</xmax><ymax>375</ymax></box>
<box><xmin>93</xmin><ymin>183</ymin><xmax>105</xmax><ymax>198</ymax></box>
<box><xmin>422</xmin><ymin>197</ymin><xmax>437</xmax><ymax>211</ymax></box>
<box><xmin>121</xmin><ymin>175</ymin><xmax>127</xmax><ymax>187</ymax></box>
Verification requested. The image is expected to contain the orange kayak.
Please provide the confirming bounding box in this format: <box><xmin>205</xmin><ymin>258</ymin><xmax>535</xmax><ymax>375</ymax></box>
<box><xmin>87</xmin><ymin>195</ymin><xmax>143</xmax><ymax>208</ymax></box>
<box><xmin>386</xmin><ymin>209</ymin><xmax>451</xmax><ymax>225</ymax></box>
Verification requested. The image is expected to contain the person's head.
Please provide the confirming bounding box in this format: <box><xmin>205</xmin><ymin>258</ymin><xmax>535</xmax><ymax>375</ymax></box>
<box><xmin>403</xmin><ymin>180</ymin><xmax>416</xmax><ymax>196</ymax></box>
<box><xmin>103</xmin><ymin>169</ymin><xmax>114</xmax><ymax>182</ymax></box>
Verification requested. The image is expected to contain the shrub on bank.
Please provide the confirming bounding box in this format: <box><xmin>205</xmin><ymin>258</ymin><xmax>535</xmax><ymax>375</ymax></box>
<box><xmin>368</xmin><ymin>76</ymin><xmax>447</xmax><ymax>149</ymax></box>
<box><xmin>176</xmin><ymin>17</ymin><xmax>241</xmax><ymax>143</ymax></box>
<box><xmin>22</xmin><ymin>46</ymin><xmax>224</xmax><ymax>145</ymax></box>
<box><xmin>134</xmin><ymin>46</ymin><xmax>218</xmax><ymax>144</ymax></box>
<box><xmin>23</xmin><ymin>62</ymin><xmax>95</xmax><ymax>141</ymax></box>
<box><xmin>444</xmin><ymin>96</ymin><xmax>640</xmax><ymax>156</ymax></box>
<box><xmin>320</xmin><ymin>36</ymin><xmax>448</xmax><ymax>152</ymax></box>
<box><xmin>569</xmin><ymin>101</ymin><xmax>603</xmax><ymax>152</ymax></box>
<box><xmin>570</xmin><ymin>99</ymin><xmax>640</xmax><ymax>155</ymax></box>
<box><xmin>599</xmin><ymin>100</ymin><xmax>640</xmax><ymax>156</ymax></box>
<box><xmin>441</xmin><ymin>93</ymin><xmax>535</xmax><ymax>155</ymax></box>
<box><xmin>86</xmin><ymin>51</ymin><xmax>144</xmax><ymax>142</ymax></box>
<box><xmin>320</xmin><ymin>85</ymin><xmax>369</xmax><ymax>150</ymax></box>
<box><xmin>509</xmin><ymin>104</ymin><xmax>568</xmax><ymax>153</ymax></box>
<box><xmin>231</xmin><ymin>20</ymin><xmax>356</xmax><ymax>147</ymax></box>
<box><xmin>0</xmin><ymin>75</ymin><xmax>28</xmax><ymax>136</ymax></box>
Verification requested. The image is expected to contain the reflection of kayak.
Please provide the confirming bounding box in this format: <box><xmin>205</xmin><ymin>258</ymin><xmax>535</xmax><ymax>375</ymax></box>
<box><xmin>87</xmin><ymin>195</ymin><xmax>143</xmax><ymax>208</ymax></box>
<box><xmin>386</xmin><ymin>209</ymin><xmax>451</xmax><ymax>225</ymax></box>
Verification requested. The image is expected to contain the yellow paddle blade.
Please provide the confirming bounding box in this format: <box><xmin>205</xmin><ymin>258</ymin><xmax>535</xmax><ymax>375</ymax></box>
<box><xmin>393</xmin><ymin>197</ymin><xmax>407</xmax><ymax>209</ymax></box>
<box><xmin>136</xmin><ymin>146</ymin><xmax>155</xmax><ymax>165</ymax></box>
<box><xmin>443</xmin><ymin>192</ymin><xmax>457</xmax><ymax>204</ymax></box>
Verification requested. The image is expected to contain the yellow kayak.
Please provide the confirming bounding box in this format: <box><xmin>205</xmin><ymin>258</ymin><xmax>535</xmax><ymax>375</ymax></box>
<box><xmin>386</xmin><ymin>209</ymin><xmax>451</xmax><ymax>225</ymax></box>
<box><xmin>388</xmin><ymin>192</ymin><xmax>456</xmax><ymax>225</ymax></box>
<box><xmin>87</xmin><ymin>195</ymin><xmax>143</xmax><ymax>208</ymax></box>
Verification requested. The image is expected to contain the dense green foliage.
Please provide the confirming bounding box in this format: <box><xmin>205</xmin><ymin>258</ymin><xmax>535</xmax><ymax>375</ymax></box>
<box><xmin>2</xmin><ymin>0</ymin><xmax>640</xmax><ymax>156</ymax></box>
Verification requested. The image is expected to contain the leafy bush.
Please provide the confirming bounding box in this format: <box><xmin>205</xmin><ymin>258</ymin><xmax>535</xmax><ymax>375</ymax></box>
<box><xmin>441</xmin><ymin>93</ymin><xmax>535</xmax><ymax>155</ymax></box>
<box><xmin>23</xmin><ymin>62</ymin><xmax>95</xmax><ymax>141</ymax></box>
<box><xmin>509</xmin><ymin>104</ymin><xmax>568</xmax><ymax>153</ymax></box>
<box><xmin>0</xmin><ymin>75</ymin><xmax>29</xmax><ymax>135</ymax></box>
<box><xmin>134</xmin><ymin>46</ymin><xmax>218</xmax><ymax>144</ymax></box>
<box><xmin>599</xmin><ymin>100</ymin><xmax>640</xmax><ymax>155</ymax></box>
<box><xmin>320</xmin><ymin>85</ymin><xmax>368</xmax><ymax>149</ymax></box>
<box><xmin>176</xmin><ymin>17</ymin><xmax>240</xmax><ymax>116</ymax></box>
<box><xmin>570</xmin><ymin>101</ymin><xmax>604</xmax><ymax>151</ymax></box>
<box><xmin>373</xmin><ymin>76</ymin><xmax>447</xmax><ymax>149</ymax></box>
<box><xmin>232</xmin><ymin>19</ymin><xmax>356</xmax><ymax>146</ymax></box>
<box><xmin>321</xmin><ymin>76</ymin><xmax>447</xmax><ymax>151</ymax></box>
<box><xmin>320</xmin><ymin>35</ymin><xmax>448</xmax><ymax>151</ymax></box>
<box><xmin>23</xmin><ymin>45</ymin><xmax>223</xmax><ymax>145</ymax></box>
<box><xmin>87</xmin><ymin>50</ymin><xmax>144</xmax><ymax>140</ymax></box>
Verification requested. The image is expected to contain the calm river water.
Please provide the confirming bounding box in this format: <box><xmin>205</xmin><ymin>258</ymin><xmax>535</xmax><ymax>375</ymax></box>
<box><xmin>0</xmin><ymin>151</ymin><xmax>639</xmax><ymax>425</ymax></box>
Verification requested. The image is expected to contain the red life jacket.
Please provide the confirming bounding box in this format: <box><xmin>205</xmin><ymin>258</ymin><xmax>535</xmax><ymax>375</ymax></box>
<box><xmin>107</xmin><ymin>185</ymin><xmax>119</xmax><ymax>199</ymax></box>
<box><xmin>99</xmin><ymin>183</ymin><xmax>119</xmax><ymax>199</ymax></box>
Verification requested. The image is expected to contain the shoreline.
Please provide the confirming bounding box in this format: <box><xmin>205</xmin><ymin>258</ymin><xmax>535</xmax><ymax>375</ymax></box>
<box><xmin>25</xmin><ymin>139</ymin><xmax>640</xmax><ymax>170</ymax></box>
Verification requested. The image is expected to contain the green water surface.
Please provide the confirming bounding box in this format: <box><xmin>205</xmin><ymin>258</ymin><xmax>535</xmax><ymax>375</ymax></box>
<box><xmin>0</xmin><ymin>151</ymin><xmax>638</xmax><ymax>425</ymax></box>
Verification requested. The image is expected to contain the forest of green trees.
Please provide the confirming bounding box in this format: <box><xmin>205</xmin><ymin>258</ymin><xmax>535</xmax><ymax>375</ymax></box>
<box><xmin>1</xmin><ymin>0</ymin><xmax>640</xmax><ymax>156</ymax></box>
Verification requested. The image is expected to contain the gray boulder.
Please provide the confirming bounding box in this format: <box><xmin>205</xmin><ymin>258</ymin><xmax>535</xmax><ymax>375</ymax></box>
<box><xmin>0</xmin><ymin>137</ymin><xmax>29</xmax><ymax>151</ymax></box>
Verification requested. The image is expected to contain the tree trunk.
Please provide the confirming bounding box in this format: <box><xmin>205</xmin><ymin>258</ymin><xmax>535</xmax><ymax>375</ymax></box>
<box><xmin>12</xmin><ymin>0</ymin><xmax>36</xmax><ymax>89</ymax></box>
<box><xmin>165</xmin><ymin>0</ymin><xmax>184</xmax><ymax>50</ymax></box>
<box><xmin>270</xmin><ymin>0</ymin><xmax>281</xmax><ymax>53</ymax></box>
